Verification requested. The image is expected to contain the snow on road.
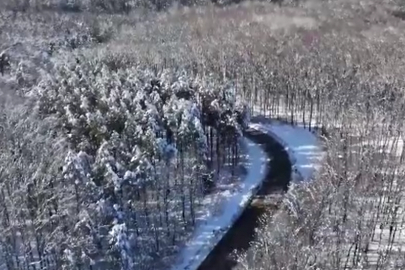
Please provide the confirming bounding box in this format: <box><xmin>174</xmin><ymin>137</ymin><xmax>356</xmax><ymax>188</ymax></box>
<box><xmin>172</xmin><ymin>119</ymin><xmax>324</xmax><ymax>270</ymax></box>
<box><xmin>171</xmin><ymin>137</ymin><xmax>267</xmax><ymax>270</ymax></box>
<box><xmin>249</xmin><ymin>121</ymin><xmax>324</xmax><ymax>182</ymax></box>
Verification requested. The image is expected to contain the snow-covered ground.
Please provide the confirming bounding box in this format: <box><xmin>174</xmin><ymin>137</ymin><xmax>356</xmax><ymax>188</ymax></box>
<box><xmin>171</xmin><ymin>137</ymin><xmax>268</xmax><ymax>270</ymax></box>
<box><xmin>172</xmin><ymin>118</ymin><xmax>324</xmax><ymax>270</ymax></box>
<box><xmin>250</xmin><ymin>120</ymin><xmax>324</xmax><ymax>182</ymax></box>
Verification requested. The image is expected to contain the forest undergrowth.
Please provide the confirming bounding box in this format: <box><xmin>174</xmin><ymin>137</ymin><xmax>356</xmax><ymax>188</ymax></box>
<box><xmin>1</xmin><ymin>0</ymin><xmax>405</xmax><ymax>269</ymax></box>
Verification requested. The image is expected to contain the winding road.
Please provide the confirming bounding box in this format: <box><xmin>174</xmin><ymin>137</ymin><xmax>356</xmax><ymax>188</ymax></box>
<box><xmin>197</xmin><ymin>127</ymin><xmax>292</xmax><ymax>270</ymax></box>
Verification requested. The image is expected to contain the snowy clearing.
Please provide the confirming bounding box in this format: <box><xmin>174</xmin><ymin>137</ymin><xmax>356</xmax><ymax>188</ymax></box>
<box><xmin>250</xmin><ymin>120</ymin><xmax>324</xmax><ymax>182</ymax></box>
<box><xmin>171</xmin><ymin>137</ymin><xmax>268</xmax><ymax>270</ymax></box>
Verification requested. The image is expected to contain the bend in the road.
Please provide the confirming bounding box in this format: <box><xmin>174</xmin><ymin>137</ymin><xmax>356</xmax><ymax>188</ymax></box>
<box><xmin>197</xmin><ymin>127</ymin><xmax>292</xmax><ymax>270</ymax></box>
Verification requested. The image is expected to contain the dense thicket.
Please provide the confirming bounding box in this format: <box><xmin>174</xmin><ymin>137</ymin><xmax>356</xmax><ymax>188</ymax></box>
<box><xmin>1</xmin><ymin>0</ymin><xmax>227</xmax><ymax>13</ymax></box>
<box><xmin>0</xmin><ymin>53</ymin><xmax>248</xmax><ymax>270</ymax></box>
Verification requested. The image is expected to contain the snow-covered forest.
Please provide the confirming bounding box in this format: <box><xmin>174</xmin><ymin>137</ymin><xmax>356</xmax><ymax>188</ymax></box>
<box><xmin>2</xmin><ymin>0</ymin><xmax>405</xmax><ymax>269</ymax></box>
<box><xmin>1</xmin><ymin>51</ymin><xmax>250</xmax><ymax>269</ymax></box>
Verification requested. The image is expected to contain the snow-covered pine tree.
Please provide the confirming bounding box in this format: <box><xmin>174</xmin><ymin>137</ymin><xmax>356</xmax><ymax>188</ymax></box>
<box><xmin>24</xmin><ymin>54</ymin><xmax>248</xmax><ymax>269</ymax></box>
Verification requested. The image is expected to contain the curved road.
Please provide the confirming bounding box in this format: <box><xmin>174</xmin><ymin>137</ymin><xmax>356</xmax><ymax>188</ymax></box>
<box><xmin>197</xmin><ymin>127</ymin><xmax>292</xmax><ymax>270</ymax></box>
